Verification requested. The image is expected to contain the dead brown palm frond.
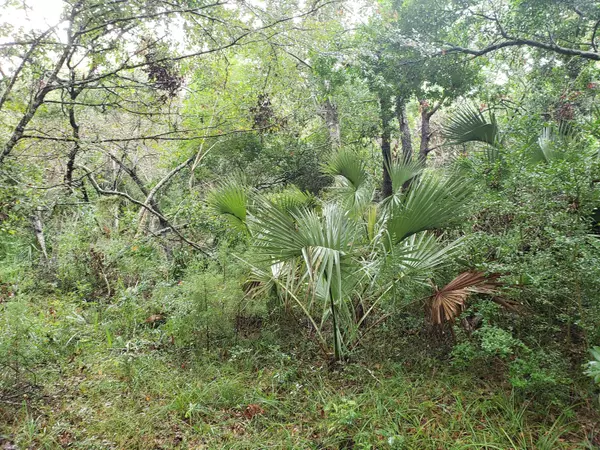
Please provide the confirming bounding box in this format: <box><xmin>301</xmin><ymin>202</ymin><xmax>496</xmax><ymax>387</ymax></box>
<box><xmin>428</xmin><ymin>271</ymin><xmax>516</xmax><ymax>325</ymax></box>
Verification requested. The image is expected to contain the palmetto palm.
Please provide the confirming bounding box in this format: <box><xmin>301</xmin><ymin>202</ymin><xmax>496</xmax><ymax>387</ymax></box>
<box><xmin>443</xmin><ymin>104</ymin><xmax>500</xmax><ymax>149</ymax></box>
<box><xmin>442</xmin><ymin>103</ymin><xmax>584</xmax><ymax>164</ymax></box>
<box><xmin>209</xmin><ymin>150</ymin><xmax>471</xmax><ymax>361</ymax></box>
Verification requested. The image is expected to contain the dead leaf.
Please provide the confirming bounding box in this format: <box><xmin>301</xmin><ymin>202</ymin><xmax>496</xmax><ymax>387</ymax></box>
<box><xmin>243</xmin><ymin>403</ymin><xmax>265</xmax><ymax>419</ymax></box>
<box><xmin>428</xmin><ymin>271</ymin><xmax>517</xmax><ymax>325</ymax></box>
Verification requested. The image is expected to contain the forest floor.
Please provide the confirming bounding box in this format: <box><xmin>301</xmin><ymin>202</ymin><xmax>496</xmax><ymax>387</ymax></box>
<box><xmin>1</xmin><ymin>292</ymin><xmax>599</xmax><ymax>449</ymax></box>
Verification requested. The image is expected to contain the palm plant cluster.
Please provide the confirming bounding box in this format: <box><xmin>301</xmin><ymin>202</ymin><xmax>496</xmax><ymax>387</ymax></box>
<box><xmin>208</xmin><ymin>149</ymin><xmax>497</xmax><ymax>361</ymax></box>
<box><xmin>207</xmin><ymin>102</ymin><xmax>600</xmax><ymax>362</ymax></box>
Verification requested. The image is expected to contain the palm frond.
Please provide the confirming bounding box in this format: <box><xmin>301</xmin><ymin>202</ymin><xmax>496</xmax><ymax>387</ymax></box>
<box><xmin>394</xmin><ymin>232</ymin><xmax>463</xmax><ymax>280</ymax></box>
<box><xmin>207</xmin><ymin>178</ymin><xmax>249</xmax><ymax>232</ymax></box>
<box><xmin>385</xmin><ymin>173</ymin><xmax>471</xmax><ymax>244</ymax></box>
<box><xmin>250</xmin><ymin>200</ymin><xmax>360</xmax><ymax>282</ymax></box>
<box><xmin>250</xmin><ymin>200</ymin><xmax>363</xmax><ymax>360</ymax></box>
<box><xmin>366</xmin><ymin>204</ymin><xmax>378</xmax><ymax>242</ymax></box>
<box><xmin>249</xmin><ymin>198</ymin><xmax>308</xmax><ymax>260</ymax></box>
<box><xmin>428</xmin><ymin>271</ymin><xmax>511</xmax><ymax>325</ymax></box>
<box><xmin>538</xmin><ymin>126</ymin><xmax>564</xmax><ymax>163</ymax></box>
<box><xmin>323</xmin><ymin>149</ymin><xmax>367</xmax><ymax>191</ymax></box>
<box><xmin>536</xmin><ymin>121</ymin><xmax>580</xmax><ymax>163</ymax></box>
<box><xmin>443</xmin><ymin>104</ymin><xmax>500</xmax><ymax>148</ymax></box>
<box><xmin>323</xmin><ymin>149</ymin><xmax>373</xmax><ymax>217</ymax></box>
<box><xmin>268</xmin><ymin>186</ymin><xmax>315</xmax><ymax>214</ymax></box>
<box><xmin>387</xmin><ymin>158</ymin><xmax>423</xmax><ymax>197</ymax></box>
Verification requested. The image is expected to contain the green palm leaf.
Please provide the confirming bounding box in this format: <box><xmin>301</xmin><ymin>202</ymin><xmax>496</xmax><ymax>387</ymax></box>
<box><xmin>323</xmin><ymin>149</ymin><xmax>368</xmax><ymax>191</ymax></box>
<box><xmin>207</xmin><ymin>178</ymin><xmax>249</xmax><ymax>232</ymax></box>
<box><xmin>385</xmin><ymin>173</ymin><xmax>471</xmax><ymax>244</ymax></box>
<box><xmin>323</xmin><ymin>149</ymin><xmax>373</xmax><ymax>216</ymax></box>
<box><xmin>381</xmin><ymin>159</ymin><xmax>424</xmax><ymax>211</ymax></box>
<box><xmin>388</xmin><ymin>159</ymin><xmax>423</xmax><ymax>194</ymax></box>
<box><xmin>250</xmin><ymin>200</ymin><xmax>362</xmax><ymax>360</ymax></box>
<box><xmin>535</xmin><ymin>121</ymin><xmax>580</xmax><ymax>163</ymax></box>
<box><xmin>443</xmin><ymin>104</ymin><xmax>500</xmax><ymax>148</ymax></box>
<box><xmin>268</xmin><ymin>186</ymin><xmax>315</xmax><ymax>214</ymax></box>
<box><xmin>394</xmin><ymin>232</ymin><xmax>463</xmax><ymax>280</ymax></box>
<box><xmin>249</xmin><ymin>198</ymin><xmax>308</xmax><ymax>260</ymax></box>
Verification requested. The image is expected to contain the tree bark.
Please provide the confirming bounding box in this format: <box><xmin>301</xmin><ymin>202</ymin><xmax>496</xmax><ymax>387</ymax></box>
<box><xmin>322</xmin><ymin>97</ymin><xmax>341</xmax><ymax>149</ymax></box>
<box><xmin>380</xmin><ymin>95</ymin><xmax>393</xmax><ymax>198</ymax></box>
<box><xmin>418</xmin><ymin>101</ymin><xmax>431</xmax><ymax>164</ymax></box>
<box><xmin>31</xmin><ymin>208</ymin><xmax>48</xmax><ymax>260</ymax></box>
<box><xmin>396</xmin><ymin>97</ymin><xmax>412</xmax><ymax>163</ymax></box>
<box><xmin>64</xmin><ymin>83</ymin><xmax>81</xmax><ymax>187</ymax></box>
<box><xmin>418</xmin><ymin>100</ymin><xmax>443</xmax><ymax>164</ymax></box>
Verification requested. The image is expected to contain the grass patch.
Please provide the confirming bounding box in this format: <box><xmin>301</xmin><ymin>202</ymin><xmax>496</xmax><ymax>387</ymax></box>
<box><xmin>0</xmin><ymin>291</ymin><xmax>597</xmax><ymax>449</ymax></box>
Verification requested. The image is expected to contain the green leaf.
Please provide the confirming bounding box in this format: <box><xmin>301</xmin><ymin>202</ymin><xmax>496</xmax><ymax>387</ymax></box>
<box><xmin>207</xmin><ymin>178</ymin><xmax>249</xmax><ymax>232</ymax></box>
<box><xmin>385</xmin><ymin>172</ymin><xmax>471</xmax><ymax>244</ymax></box>
<box><xmin>443</xmin><ymin>104</ymin><xmax>500</xmax><ymax>148</ymax></box>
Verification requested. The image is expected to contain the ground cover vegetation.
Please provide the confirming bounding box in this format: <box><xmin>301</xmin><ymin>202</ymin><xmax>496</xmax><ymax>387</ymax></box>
<box><xmin>1</xmin><ymin>0</ymin><xmax>600</xmax><ymax>447</ymax></box>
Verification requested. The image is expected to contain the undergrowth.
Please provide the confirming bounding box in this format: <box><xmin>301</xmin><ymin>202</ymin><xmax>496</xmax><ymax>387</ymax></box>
<box><xmin>0</xmin><ymin>282</ymin><xmax>598</xmax><ymax>449</ymax></box>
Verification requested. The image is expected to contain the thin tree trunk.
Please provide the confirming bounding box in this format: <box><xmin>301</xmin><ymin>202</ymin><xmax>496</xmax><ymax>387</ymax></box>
<box><xmin>396</xmin><ymin>97</ymin><xmax>412</xmax><ymax>163</ymax></box>
<box><xmin>380</xmin><ymin>95</ymin><xmax>393</xmax><ymax>198</ymax></box>
<box><xmin>31</xmin><ymin>208</ymin><xmax>48</xmax><ymax>260</ymax></box>
<box><xmin>419</xmin><ymin>101</ymin><xmax>431</xmax><ymax>164</ymax></box>
<box><xmin>418</xmin><ymin>99</ymin><xmax>443</xmax><ymax>164</ymax></box>
<box><xmin>65</xmin><ymin>81</ymin><xmax>81</xmax><ymax>187</ymax></box>
<box><xmin>322</xmin><ymin>97</ymin><xmax>341</xmax><ymax>149</ymax></box>
<box><xmin>0</xmin><ymin>5</ymin><xmax>80</xmax><ymax>166</ymax></box>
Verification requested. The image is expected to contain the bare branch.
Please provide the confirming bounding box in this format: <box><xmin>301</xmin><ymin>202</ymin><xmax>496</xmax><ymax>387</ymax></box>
<box><xmin>445</xmin><ymin>38</ymin><xmax>600</xmax><ymax>61</ymax></box>
<box><xmin>80</xmin><ymin>164</ymin><xmax>211</xmax><ymax>256</ymax></box>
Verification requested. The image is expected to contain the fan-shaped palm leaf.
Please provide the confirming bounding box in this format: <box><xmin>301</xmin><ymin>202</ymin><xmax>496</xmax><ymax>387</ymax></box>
<box><xmin>394</xmin><ymin>232</ymin><xmax>463</xmax><ymax>280</ymax></box>
<box><xmin>385</xmin><ymin>173</ymin><xmax>471</xmax><ymax>244</ymax></box>
<box><xmin>207</xmin><ymin>178</ymin><xmax>249</xmax><ymax>232</ymax></box>
<box><xmin>428</xmin><ymin>271</ymin><xmax>509</xmax><ymax>325</ymax></box>
<box><xmin>250</xmin><ymin>200</ymin><xmax>363</xmax><ymax>360</ymax></box>
<box><xmin>268</xmin><ymin>186</ymin><xmax>315</xmax><ymax>214</ymax></box>
<box><xmin>443</xmin><ymin>104</ymin><xmax>500</xmax><ymax>148</ymax></box>
<box><xmin>323</xmin><ymin>149</ymin><xmax>368</xmax><ymax>190</ymax></box>
<box><xmin>388</xmin><ymin>159</ymin><xmax>423</xmax><ymax>194</ymax></box>
<box><xmin>323</xmin><ymin>149</ymin><xmax>373</xmax><ymax>216</ymax></box>
<box><xmin>534</xmin><ymin>121</ymin><xmax>580</xmax><ymax>163</ymax></box>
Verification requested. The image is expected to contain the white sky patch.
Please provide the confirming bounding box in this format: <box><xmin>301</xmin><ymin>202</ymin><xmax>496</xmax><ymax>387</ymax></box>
<box><xmin>1</xmin><ymin>0</ymin><xmax>64</xmax><ymax>37</ymax></box>
<box><xmin>2</xmin><ymin>0</ymin><xmax>369</xmax><ymax>41</ymax></box>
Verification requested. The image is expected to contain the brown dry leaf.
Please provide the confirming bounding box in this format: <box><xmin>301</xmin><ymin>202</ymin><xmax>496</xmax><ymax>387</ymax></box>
<box><xmin>145</xmin><ymin>314</ymin><xmax>165</xmax><ymax>326</ymax></box>
<box><xmin>428</xmin><ymin>271</ymin><xmax>517</xmax><ymax>325</ymax></box>
<box><xmin>243</xmin><ymin>403</ymin><xmax>265</xmax><ymax>419</ymax></box>
<box><xmin>58</xmin><ymin>431</ymin><xmax>73</xmax><ymax>447</ymax></box>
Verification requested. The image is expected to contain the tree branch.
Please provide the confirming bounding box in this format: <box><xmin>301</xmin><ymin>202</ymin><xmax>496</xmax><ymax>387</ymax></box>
<box><xmin>80</xmin><ymin>164</ymin><xmax>211</xmax><ymax>256</ymax></box>
<box><xmin>445</xmin><ymin>38</ymin><xmax>600</xmax><ymax>61</ymax></box>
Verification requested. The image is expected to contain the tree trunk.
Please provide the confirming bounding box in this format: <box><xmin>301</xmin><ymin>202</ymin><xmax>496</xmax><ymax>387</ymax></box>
<box><xmin>65</xmin><ymin>80</ymin><xmax>81</xmax><ymax>187</ymax></box>
<box><xmin>419</xmin><ymin>100</ymin><xmax>432</xmax><ymax>164</ymax></box>
<box><xmin>380</xmin><ymin>95</ymin><xmax>393</xmax><ymax>198</ymax></box>
<box><xmin>418</xmin><ymin>99</ymin><xmax>445</xmax><ymax>164</ymax></box>
<box><xmin>322</xmin><ymin>97</ymin><xmax>341</xmax><ymax>149</ymax></box>
<box><xmin>396</xmin><ymin>97</ymin><xmax>412</xmax><ymax>163</ymax></box>
<box><xmin>0</xmin><ymin>5</ymin><xmax>79</xmax><ymax>166</ymax></box>
<box><xmin>31</xmin><ymin>208</ymin><xmax>48</xmax><ymax>260</ymax></box>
